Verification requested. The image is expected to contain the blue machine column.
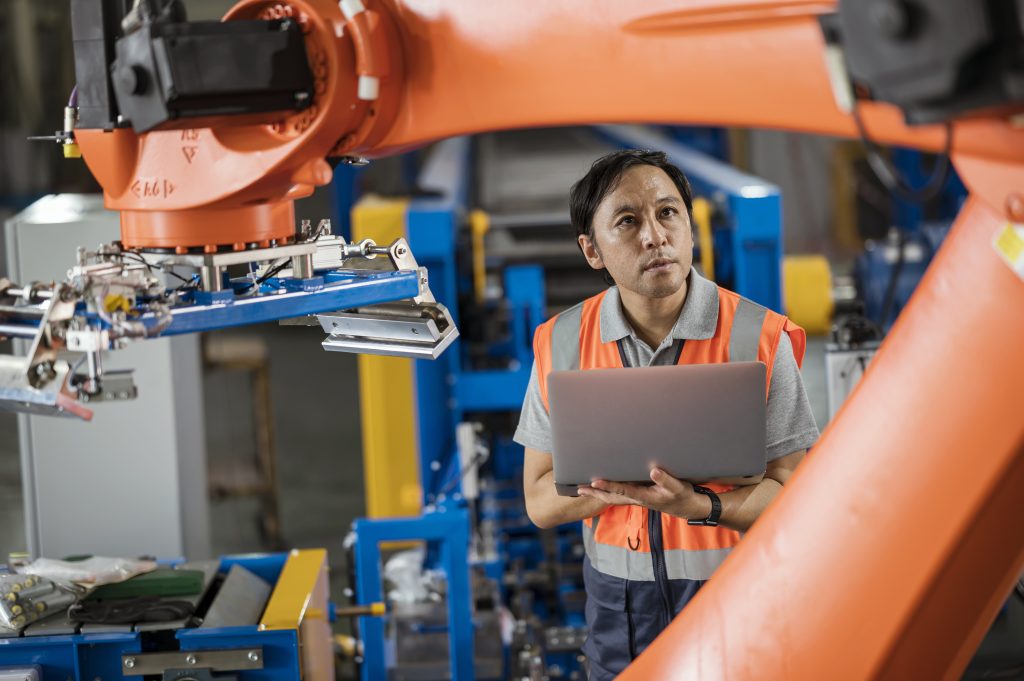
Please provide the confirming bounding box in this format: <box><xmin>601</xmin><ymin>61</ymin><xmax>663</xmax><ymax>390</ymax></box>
<box><xmin>352</xmin><ymin>508</ymin><xmax>474</xmax><ymax>681</ymax></box>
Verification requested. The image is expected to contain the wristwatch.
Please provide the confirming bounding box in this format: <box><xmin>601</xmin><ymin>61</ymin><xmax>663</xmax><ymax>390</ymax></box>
<box><xmin>687</xmin><ymin>485</ymin><xmax>722</xmax><ymax>526</ymax></box>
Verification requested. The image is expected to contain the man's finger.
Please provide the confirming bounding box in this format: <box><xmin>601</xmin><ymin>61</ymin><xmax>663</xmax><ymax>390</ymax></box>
<box><xmin>650</xmin><ymin>467</ymin><xmax>687</xmax><ymax>494</ymax></box>
<box><xmin>583</xmin><ymin>488</ymin><xmax>633</xmax><ymax>505</ymax></box>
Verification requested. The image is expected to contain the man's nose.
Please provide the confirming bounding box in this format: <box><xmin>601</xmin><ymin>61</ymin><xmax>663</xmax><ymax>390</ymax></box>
<box><xmin>640</xmin><ymin>215</ymin><xmax>668</xmax><ymax>248</ymax></box>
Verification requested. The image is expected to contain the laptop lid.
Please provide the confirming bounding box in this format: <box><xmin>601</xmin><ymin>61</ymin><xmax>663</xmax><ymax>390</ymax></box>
<box><xmin>548</xmin><ymin>362</ymin><xmax>767</xmax><ymax>489</ymax></box>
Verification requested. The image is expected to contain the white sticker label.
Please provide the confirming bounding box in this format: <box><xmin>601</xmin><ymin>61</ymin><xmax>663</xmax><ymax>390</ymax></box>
<box><xmin>993</xmin><ymin>223</ymin><xmax>1024</xmax><ymax>281</ymax></box>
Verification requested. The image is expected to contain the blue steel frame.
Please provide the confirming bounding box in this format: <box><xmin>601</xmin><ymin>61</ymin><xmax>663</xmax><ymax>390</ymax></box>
<box><xmin>81</xmin><ymin>269</ymin><xmax>422</xmax><ymax>337</ymax></box>
<box><xmin>595</xmin><ymin>125</ymin><xmax>785</xmax><ymax>313</ymax></box>
<box><xmin>351</xmin><ymin>507</ymin><xmax>473</xmax><ymax>681</ymax></box>
<box><xmin>0</xmin><ymin>553</ymin><xmax>303</xmax><ymax>681</ymax></box>
<box><xmin>348</xmin><ymin>138</ymin><xmax>549</xmax><ymax>681</ymax></box>
<box><xmin>405</xmin><ymin>139</ymin><xmax>548</xmax><ymax>498</ymax></box>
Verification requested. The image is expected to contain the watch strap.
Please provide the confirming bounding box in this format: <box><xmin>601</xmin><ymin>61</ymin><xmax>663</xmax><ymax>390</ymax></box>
<box><xmin>688</xmin><ymin>485</ymin><xmax>722</xmax><ymax>526</ymax></box>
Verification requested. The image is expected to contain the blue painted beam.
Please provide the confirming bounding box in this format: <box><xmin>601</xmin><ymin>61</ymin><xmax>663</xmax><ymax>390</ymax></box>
<box><xmin>455</xmin><ymin>368</ymin><xmax>532</xmax><ymax>412</ymax></box>
<box><xmin>407</xmin><ymin>137</ymin><xmax>473</xmax><ymax>502</ymax></box>
<box><xmin>139</xmin><ymin>270</ymin><xmax>420</xmax><ymax>336</ymax></box>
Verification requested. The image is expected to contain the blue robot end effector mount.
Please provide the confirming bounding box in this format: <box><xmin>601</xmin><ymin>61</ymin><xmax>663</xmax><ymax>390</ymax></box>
<box><xmin>0</xmin><ymin>223</ymin><xmax>458</xmax><ymax>421</ymax></box>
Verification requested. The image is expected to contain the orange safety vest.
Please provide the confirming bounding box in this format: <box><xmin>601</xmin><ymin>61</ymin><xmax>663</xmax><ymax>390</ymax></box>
<box><xmin>532</xmin><ymin>283</ymin><xmax>805</xmax><ymax>676</ymax></box>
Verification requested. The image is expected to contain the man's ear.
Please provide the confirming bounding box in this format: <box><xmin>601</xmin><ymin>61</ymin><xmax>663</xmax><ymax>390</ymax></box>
<box><xmin>578</xmin><ymin>233</ymin><xmax>604</xmax><ymax>271</ymax></box>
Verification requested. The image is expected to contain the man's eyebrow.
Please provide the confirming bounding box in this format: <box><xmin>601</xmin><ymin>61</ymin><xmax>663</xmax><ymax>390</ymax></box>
<box><xmin>657</xmin><ymin>196</ymin><xmax>681</xmax><ymax>204</ymax></box>
<box><xmin>612</xmin><ymin>203</ymin><xmax>637</xmax><ymax>217</ymax></box>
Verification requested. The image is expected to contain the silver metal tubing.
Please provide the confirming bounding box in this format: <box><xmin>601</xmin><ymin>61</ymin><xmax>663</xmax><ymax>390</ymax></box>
<box><xmin>86</xmin><ymin>350</ymin><xmax>103</xmax><ymax>380</ymax></box>
<box><xmin>200</xmin><ymin>265</ymin><xmax>224</xmax><ymax>292</ymax></box>
<box><xmin>3</xmin><ymin>287</ymin><xmax>54</xmax><ymax>301</ymax></box>
<box><xmin>0</xmin><ymin>323</ymin><xmax>40</xmax><ymax>338</ymax></box>
<box><xmin>0</xmin><ymin>305</ymin><xmax>45</xmax><ymax>317</ymax></box>
<box><xmin>291</xmin><ymin>253</ymin><xmax>315</xmax><ymax>279</ymax></box>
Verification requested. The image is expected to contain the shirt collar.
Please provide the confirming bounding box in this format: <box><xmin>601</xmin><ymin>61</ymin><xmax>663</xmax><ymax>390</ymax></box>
<box><xmin>599</xmin><ymin>268</ymin><xmax>719</xmax><ymax>344</ymax></box>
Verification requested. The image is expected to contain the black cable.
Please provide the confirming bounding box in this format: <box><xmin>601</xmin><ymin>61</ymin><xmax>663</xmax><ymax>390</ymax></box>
<box><xmin>850</xmin><ymin>104</ymin><xmax>954</xmax><ymax>204</ymax></box>
<box><xmin>118</xmin><ymin>252</ymin><xmax>192</xmax><ymax>285</ymax></box>
<box><xmin>255</xmin><ymin>259</ymin><xmax>290</xmax><ymax>285</ymax></box>
<box><xmin>247</xmin><ymin>222</ymin><xmax>330</xmax><ymax>289</ymax></box>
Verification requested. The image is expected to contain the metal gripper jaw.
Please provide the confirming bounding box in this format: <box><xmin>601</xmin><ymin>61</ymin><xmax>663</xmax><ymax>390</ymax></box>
<box><xmin>316</xmin><ymin>238</ymin><xmax>459</xmax><ymax>360</ymax></box>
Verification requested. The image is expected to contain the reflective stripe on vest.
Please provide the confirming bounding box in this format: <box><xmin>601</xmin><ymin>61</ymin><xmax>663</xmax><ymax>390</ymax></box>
<box><xmin>533</xmin><ymin>284</ymin><xmax>805</xmax><ymax>583</ymax></box>
<box><xmin>583</xmin><ymin>517</ymin><xmax>731</xmax><ymax>582</ymax></box>
<box><xmin>729</xmin><ymin>298</ymin><xmax>768</xmax><ymax>362</ymax></box>
<box><xmin>551</xmin><ymin>302</ymin><xmax>584</xmax><ymax>372</ymax></box>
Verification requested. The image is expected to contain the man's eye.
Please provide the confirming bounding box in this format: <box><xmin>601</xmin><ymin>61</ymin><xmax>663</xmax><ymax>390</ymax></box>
<box><xmin>619</xmin><ymin>216</ymin><xmax>635</xmax><ymax>226</ymax></box>
<box><xmin>661</xmin><ymin>207</ymin><xmax>677</xmax><ymax>217</ymax></box>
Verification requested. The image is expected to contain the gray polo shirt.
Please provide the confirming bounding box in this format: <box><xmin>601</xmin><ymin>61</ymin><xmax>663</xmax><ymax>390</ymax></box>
<box><xmin>513</xmin><ymin>269</ymin><xmax>820</xmax><ymax>460</ymax></box>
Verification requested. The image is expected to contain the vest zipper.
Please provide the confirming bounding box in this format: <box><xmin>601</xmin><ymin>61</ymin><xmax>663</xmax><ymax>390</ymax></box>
<box><xmin>647</xmin><ymin>509</ymin><xmax>674</xmax><ymax>628</ymax></box>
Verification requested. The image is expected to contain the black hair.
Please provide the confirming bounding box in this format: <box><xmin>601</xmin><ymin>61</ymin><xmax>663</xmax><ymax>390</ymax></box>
<box><xmin>569</xmin><ymin>149</ymin><xmax>694</xmax><ymax>247</ymax></box>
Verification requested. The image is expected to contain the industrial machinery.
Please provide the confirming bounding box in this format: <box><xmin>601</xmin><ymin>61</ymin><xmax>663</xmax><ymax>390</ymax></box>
<box><xmin>3</xmin><ymin>0</ymin><xmax>1023</xmax><ymax>680</ymax></box>
<box><xmin>0</xmin><ymin>550</ymin><xmax>337</xmax><ymax>681</ymax></box>
<box><xmin>0</xmin><ymin>0</ymin><xmax>458</xmax><ymax>421</ymax></box>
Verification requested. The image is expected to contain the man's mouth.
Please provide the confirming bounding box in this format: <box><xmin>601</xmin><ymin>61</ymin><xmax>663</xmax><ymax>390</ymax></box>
<box><xmin>643</xmin><ymin>257</ymin><xmax>675</xmax><ymax>272</ymax></box>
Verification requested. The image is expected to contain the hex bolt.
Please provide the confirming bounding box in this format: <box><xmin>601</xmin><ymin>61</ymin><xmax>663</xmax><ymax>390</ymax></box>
<box><xmin>185</xmin><ymin>654</ymin><xmax>197</xmax><ymax>665</ymax></box>
<box><xmin>248</xmin><ymin>651</ymin><xmax>260</xmax><ymax>662</ymax></box>
<box><xmin>1006</xmin><ymin>193</ymin><xmax>1024</xmax><ymax>223</ymax></box>
<box><xmin>123</xmin><ymin>658</ymin><xmax>136</xmax><ymax>669</ymax></box>
<box><xmin>396</xmin><ymin>246</ymin><xmax>408</xmax><ymax>256</ymax></box>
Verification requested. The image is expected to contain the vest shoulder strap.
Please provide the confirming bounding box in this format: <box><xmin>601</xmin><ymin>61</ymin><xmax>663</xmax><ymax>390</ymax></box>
<box><xmin>551</xmin><ymin>301</ymin><xmax>584</xmax><ymax>372</ymax></box>
<box><xmin>728</xmin><ymin>296</ymin><xmax>769</xmax><ymax>363</ymax></box>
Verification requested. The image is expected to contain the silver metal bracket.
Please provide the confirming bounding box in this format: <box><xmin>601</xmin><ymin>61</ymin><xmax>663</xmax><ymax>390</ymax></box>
<box><xmin>311</xmin><ymin>236</ymin><xmax>460</xmax><ymax>358</ymax></box>
<box><xmin>121</xmin><ymin>648</ymin><xmax>264</xmax><ymax>676</ymax></box>
<box><xmin>73</xmin><ymin>369</ymin><xmax>138</xmax><ymax>403</ymax></box>
<box><xmin>319</xmin><ymin>301</ymin><xmax>459</xmax><ymax>359</ymax></box>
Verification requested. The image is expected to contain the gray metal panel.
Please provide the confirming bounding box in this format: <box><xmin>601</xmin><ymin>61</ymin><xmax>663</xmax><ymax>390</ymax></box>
<box><xmin>200</xmin><ymin>564</ymin><xmax>271</xmax><ymax>628</ymax></box>
<box><xmin>4</xmin><ymin>195</ymin><xmax>210</xmax><ymax>560</ymax></box>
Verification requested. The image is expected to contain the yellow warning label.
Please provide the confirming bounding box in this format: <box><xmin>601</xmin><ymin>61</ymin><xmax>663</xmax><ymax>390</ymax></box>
<box><xmin>993</xmin><ymin>223</ymin><xmax>1024</xmax><ymax>281</ymax></box>
<box><xmin>995</xmin><ymin>224</ymin><xmax>1023</xmax><ymax>261</ymax></box>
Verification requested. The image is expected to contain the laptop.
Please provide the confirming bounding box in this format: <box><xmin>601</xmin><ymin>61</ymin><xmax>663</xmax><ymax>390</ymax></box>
<box><xmin>549</xmin><ymin>362</ymin><xmax>767</xmax><ymax>496</ymax></box>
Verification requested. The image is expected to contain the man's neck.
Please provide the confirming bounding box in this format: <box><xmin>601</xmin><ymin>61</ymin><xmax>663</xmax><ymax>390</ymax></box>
<box><xmin>618</xmin><ymin>275</ymin><xmax>689</xmax><ymax>349</ymax></box>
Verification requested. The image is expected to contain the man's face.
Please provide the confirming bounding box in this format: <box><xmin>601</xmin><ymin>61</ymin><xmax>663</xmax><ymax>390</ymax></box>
<box><xmin>579</xmin><ymin>165</ymin><xmax>693</xmax><ymax>299</ymax></box>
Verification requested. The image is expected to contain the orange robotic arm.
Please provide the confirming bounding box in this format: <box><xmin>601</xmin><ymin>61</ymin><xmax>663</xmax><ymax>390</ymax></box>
<box><xmin>74</xmin><ymin>1</ymin><xmax>1024</xmax><ymax>679</ymax></box>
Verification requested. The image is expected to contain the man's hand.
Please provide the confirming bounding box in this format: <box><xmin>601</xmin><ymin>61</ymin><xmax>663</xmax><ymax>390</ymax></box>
<box><xmin>577</xmin><ymin>450</ymin><xmax>807</xmax><ymax>531</ymax></box>
<box><xmin>577</xmin><ymin>467</ymin><xmax>711</xmax><ymax>520</ymax></box>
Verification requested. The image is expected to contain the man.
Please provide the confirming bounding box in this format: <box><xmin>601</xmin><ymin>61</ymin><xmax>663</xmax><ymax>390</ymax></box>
<box><xmin>513</xmin><ymin>149</ymin><xmax>820</xmax><ymax>680</ymax></box>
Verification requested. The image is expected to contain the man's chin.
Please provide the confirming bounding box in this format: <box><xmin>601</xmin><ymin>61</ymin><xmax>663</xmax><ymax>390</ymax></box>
<box><xmin>635</xmin><ymin>277</ymin><xmax>686</xmax><ymax>299</ymax></box>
